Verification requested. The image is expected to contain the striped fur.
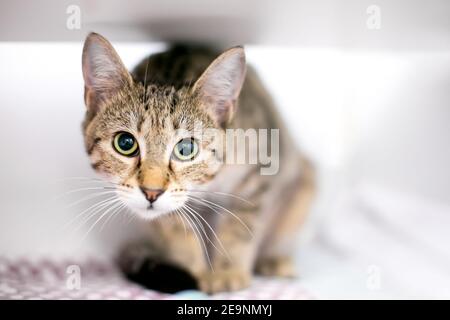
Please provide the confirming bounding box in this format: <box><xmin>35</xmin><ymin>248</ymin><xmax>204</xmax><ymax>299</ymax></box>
<box><xmin>81</xmin><ymin>33</ymin><xmax>315</xmax><ymax>293</ymax></box>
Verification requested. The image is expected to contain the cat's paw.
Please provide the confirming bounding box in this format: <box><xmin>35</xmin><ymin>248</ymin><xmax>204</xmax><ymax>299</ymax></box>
<box><xmin>255</xmin><ymin>256</ymin><xmax>296</xmax><ymax>278</ymax></box>
<box><xmin>198</xmin><ymin>268</ymin><xmax>252</xmax><ymax>294</ymax></box>
<box><xmin>118</xmin><ymin>242</ymin><xmax>198</xmax><ymax>293</ymax></box>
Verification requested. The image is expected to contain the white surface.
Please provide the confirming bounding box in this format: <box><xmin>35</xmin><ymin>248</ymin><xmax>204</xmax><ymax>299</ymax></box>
<box><xmin>298</xmin><ymin>184</ymin><xmax>450</xmax><ymax>299</ymax></box>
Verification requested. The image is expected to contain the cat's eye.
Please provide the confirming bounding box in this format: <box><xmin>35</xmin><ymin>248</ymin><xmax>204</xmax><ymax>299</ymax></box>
<box><xmin>173</xmin><ymin>138</ymin><xmax>199</xmax><ymax>161</ymax></box>
<box><xmin>113</xmin><ymin>132</ymin><xmax>139</xmax><ymax>156</ymax></box>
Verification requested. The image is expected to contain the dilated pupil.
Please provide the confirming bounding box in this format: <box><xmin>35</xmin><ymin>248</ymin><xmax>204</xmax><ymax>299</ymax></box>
<box><xmin>119</xmin><ymin>134</ymin><xmax>134</xmax><ymax>151</ymax></box>
<box><xmin>178</xmin><ymin>140</ymin><xmax>194</xmax><ymax>156</ymax></box>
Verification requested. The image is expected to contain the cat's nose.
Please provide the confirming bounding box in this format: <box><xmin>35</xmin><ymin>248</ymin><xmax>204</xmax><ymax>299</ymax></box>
<box><xmin>141</xmin><ymin>188</ymin><xmax>164</xmax><ymax>204</ymax></box>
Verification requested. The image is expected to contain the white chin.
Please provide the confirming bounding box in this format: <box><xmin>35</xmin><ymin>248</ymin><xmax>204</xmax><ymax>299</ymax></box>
<box><xmin>128</xmin><ymin>202</ymin><xmax>184</xmax><ymax>221</ymax></box>
<box><xmin>129</xmin><ymin>207</ymin><xmax>168</xmax><ymax>220</ymax></box>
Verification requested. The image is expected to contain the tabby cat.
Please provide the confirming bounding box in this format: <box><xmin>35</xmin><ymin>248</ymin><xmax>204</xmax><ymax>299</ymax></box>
<box><xmin>81</xmin><ymin>32</ymin><xmax>315</xmax><ymax>293</ymax></box>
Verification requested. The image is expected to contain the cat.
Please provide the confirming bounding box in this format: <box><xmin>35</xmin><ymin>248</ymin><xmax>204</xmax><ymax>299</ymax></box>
<box><xmin>81</xmin><ymin>32</ymin><xmax>315</xmax><ymax>293</ymax></box>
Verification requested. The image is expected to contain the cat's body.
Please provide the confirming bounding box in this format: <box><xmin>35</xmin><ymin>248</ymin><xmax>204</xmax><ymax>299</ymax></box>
<box><xmin>81</xmin><ymin>34</ymin><xmax>315</xmax><ymax>293</ymax></box>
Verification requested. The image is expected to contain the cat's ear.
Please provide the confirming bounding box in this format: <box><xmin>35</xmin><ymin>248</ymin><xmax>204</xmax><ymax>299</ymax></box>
<box><xmin>82</xmin><ymin>32</ymin><xmax>133</xmax><ymax>112</ymax></box>
<box><xmin>193</xmin><ymin>46</ymin><xmax>246</xmax><ymax>126</ymax></box>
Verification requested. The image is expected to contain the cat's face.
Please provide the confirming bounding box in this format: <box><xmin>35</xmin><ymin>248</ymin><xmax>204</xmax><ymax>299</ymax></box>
<box><xmin>81</xmin><ymin>33</ymin><xmax>245</xmax><ymax>220</ymax></box>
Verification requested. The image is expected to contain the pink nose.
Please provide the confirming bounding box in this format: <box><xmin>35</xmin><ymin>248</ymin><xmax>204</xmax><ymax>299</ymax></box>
<box><xmin>141</xmin><ymin>188</ymin><xmax>164</xmax><ymax>203</ymax></box>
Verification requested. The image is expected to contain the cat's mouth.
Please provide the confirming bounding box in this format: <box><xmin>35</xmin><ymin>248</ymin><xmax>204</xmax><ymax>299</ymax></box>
<box><xmin>116</xmin><ymin>187</ymin><xmax>188</xmax><ymax>220</ymax></box>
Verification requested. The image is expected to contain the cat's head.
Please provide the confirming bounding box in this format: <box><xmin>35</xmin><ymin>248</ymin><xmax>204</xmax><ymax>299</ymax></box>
<box><xmin>81</xmin><ymin>33</ymin><xmax>246</xmax><ymax>220</ymax></box>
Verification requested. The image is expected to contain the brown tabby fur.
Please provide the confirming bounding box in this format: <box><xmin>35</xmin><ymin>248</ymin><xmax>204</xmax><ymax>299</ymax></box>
<box><xmin>81</xmin><ymin>33</ymin><xmax>315</xmax><ymax>293</ymax></box>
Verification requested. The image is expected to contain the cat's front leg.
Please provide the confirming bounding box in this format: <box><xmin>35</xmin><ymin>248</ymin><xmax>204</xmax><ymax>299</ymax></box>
<box><xmin>198</xmin><ymin>208</ymin><xmax>260</xmax><ymax>294</ymax></box>
<box><xmin>157</xmin><ymin>217</ymin><xmax>208</xmax><ymax>276</ymax></box>
<box><xmin>118</xmin><ymin>216</ymin><xmax>207</xmax><ymax>291</ymax></box>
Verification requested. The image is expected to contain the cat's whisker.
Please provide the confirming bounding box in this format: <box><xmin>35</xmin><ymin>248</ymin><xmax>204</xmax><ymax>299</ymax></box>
<box><xmin>54</xmin><ymin>176</ymin><xmax>107</xmax><ymax>183</ymax></box>
<box><xmin>174</xmin><ymin>208</ymin><xmax>188</xmax><ymax>238</ymax></box>
<box><xmin>55</xmin><ymin>177</ymin><xmax>124</xmax><ymax>189</ymax></box>
<box><xmin>81</xmin><ymin>200</ymin><xmax>125</xmax><ymax>240</ymax></box>
<box><xmin>62</xmin><ymin>183</ymin><xmax>132</xmax><ymax>209</ymax></box>
<box><xmin>121</xmin><ymin>205</ymin><xmax>136</xmax><ymax>226</ymax></box>
<box><xmin>179</xmin><ymin>207</ymin><xmax>214</xmax><ymax>272</ymax></box>
<box><xmin>187</xmin><ymin>195</ymin><xmax>254</xmax><ymax>238</ymax></box>
<box><xmin>142</xmin><ymin>57</ymin><xmax>151</xmax><ymax>103</ymax></box>
<box><xmin>100</xmin><ymin>201</ymin><xmax>127</xmax><ymax>231</ymax></box>
<box><xmin>73</xmin><ymin>198</ymin><xmax>123</xmax><ymax>233</ymax></box>
<box><xmin>63</xmin><ymin>190</ymin><xmax>121</xmax><ymax>209</ymax></box>
<box><xmin>92</xmin><ymin>193</ymin><xmax>135</xmax><ymax>232</ymax></box>
<box><xmin>184</xmin><ymin>205</ymin><xmax>223</xmax><ymax>256</ymax></box>
<box><xmin>55</xmin><ymin>186</ymin><xmax>117</xmax><ymax>201</ymax></box>
<box><xmin>113</xmin><ymin>201</ymin><xmax>136</xmax><ymax>225</ymax></box>
<box><xmin>184</xmin><ymin>203</ymin><xmax>230</xmax><ymax>260</ymax></box>
<box><xmin>189</xmin><ymin>190</ymin><xmax>254</xmax><ymax>206</ymax></box>
<box><xmin>187</xmin><ymin>196</ymin><xmax>226</xmax><ymax>221</ymax></box>
<box><xmin>178</xmin><ymin>208</ymin><xmax>201</xmax><ymax>245</ymax></box>
<box><xmin>184</xmin><ymin>78</ymin><xmax>194</xmax><ymax>99</ymax></box>
<box><xmin>61</xmin><ymin>195</ymin><xmax>119</xmax><ymax>231</ymax></box>
<box><xmin>66</xmin><ymin>196</ymin><xmax>123</xmax><ymax>233</ymax></box>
